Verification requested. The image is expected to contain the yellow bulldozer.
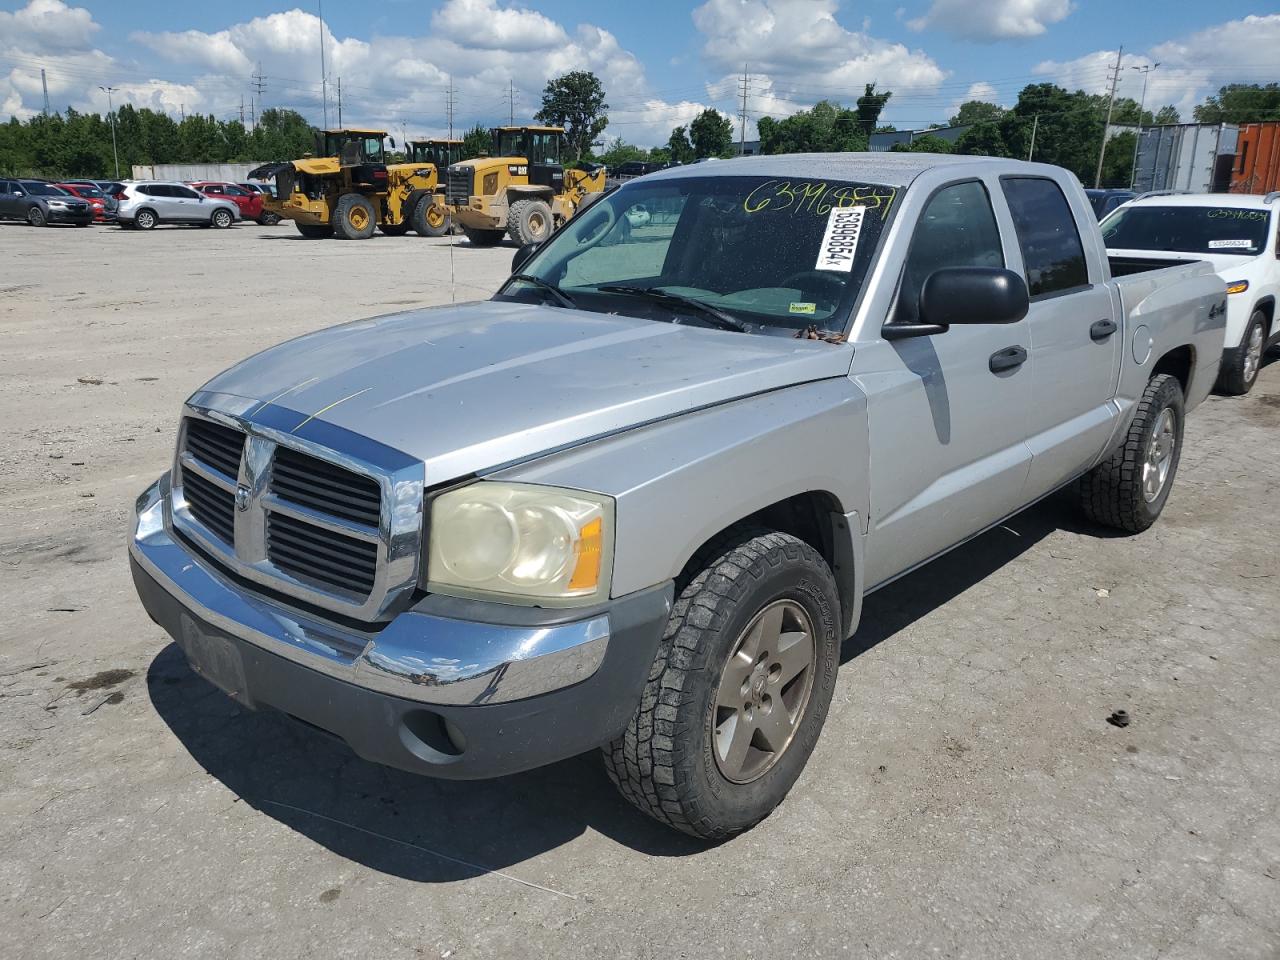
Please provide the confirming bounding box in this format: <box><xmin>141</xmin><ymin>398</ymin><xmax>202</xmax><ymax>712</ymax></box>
<box><xmin>256</xmin><ymin>129</ymin><xmax>451</xmax><ymax>240</ymax></box>
<box><xmin>444</xmin><ymin>125</ymin><xmax>607</xmax><ymax>246</ymax></box>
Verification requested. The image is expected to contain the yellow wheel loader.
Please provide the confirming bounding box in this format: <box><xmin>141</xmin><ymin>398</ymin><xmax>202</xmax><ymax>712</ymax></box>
<box><xmin>398</xmin><ymin>139</ymin><xmax>462</xmax><ymax>238</ymax></box>
<box><xmin>252</xmin><ymin>129</ymin><xmax>445</xmax><ymax>240</ymax></box>
<box><xmin>444</xmin><ymin>126</ymin><xmax>607</xmax><ymax>247</ymax></box>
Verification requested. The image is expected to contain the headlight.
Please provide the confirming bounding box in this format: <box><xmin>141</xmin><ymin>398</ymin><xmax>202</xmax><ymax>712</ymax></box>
<box><xmin>427</xmin><ymin>482</ymin><xmax>612</xmax><ymax>605</ymax></box>
<box><xmin>1226</xmin><ymin>280</ymin><xmax>1249</xmax><ymax>295</ymax></box>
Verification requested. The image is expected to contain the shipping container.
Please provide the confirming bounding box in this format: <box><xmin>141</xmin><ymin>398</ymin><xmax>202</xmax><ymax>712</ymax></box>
<box><xmin>1230</xmin><ymin>122</ymin><xmax>1280</xmax><ymax>195</ymax></box>
<box><xmin>1132</xmin><ymin>123</ymin><xmax>1239</xmax><ymax>194</ymax></box>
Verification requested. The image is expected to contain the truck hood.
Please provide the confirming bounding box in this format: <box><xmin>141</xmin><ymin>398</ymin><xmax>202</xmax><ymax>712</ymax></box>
<box><xmin>199</xmin><ymin>300</ymin><xmax>852</xmax><ymax>483</ymax></box>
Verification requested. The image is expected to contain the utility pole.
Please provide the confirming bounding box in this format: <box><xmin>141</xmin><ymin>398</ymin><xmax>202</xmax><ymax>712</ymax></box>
<box><xmin>99</xmin><ymin>85</ymin><xmax>120</xmax><ymax>179</ymax></box>
<box><xmin>41</xmin><ymin>68</ymin><xmax>51</xmax><ymax>115</ymax></box>
<box><xmin>446</xmin><ymin>76</ymin><xmax>456</xmax><ymax>141</ymax></box>
<box><xmin>506</xmin><ymin>79</ymin><xmax>516</xmax><ymax>125</ymax></box>
<box><xmin>1094</xmin><ymin>45</ymin><xmax>1123</xmax><ymax>188</ymax></box>
<box><xmin>239</xmin><ymin>95</ymin><xmax>245</xmax><ymax>125</ymax></box>
<box><xmin>1129</xmin><ymin>62</ymin><xmax>1160</xmax><ymax>189</ymax></box>
<box><xmin>318</xmin><ymin>0</ymin><xmax>329</xmax><ymax>129</ymax></box>
<box><xmin>180</xmin><ymin>102</ymin><xmax>185</xmax><ymax>121</ymax></box>
<box><xmin>1027</xmin><ymin>114</ymin><xmax>1039</xmax><ymax>161</ymax></box>
<box><xmin>337</xmin><ymin>76</ymin><xmax>342</xmax><ymax>127</ymax></box>
<box><xmin>251</xmin><ymin>63</ymin><xmax>266</xmax><ymax>130</ymax></box>
<box><xmin>738</xmin><ymin>64</ymin><xmax>749</xmax><ymax>156</ymax></box>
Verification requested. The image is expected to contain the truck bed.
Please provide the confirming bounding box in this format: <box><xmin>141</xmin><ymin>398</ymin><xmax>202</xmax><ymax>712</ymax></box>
<box><xmin>1108</xmin><ymin>254</ymin><xmax>1199</xmax><ymax>277</ymax></box>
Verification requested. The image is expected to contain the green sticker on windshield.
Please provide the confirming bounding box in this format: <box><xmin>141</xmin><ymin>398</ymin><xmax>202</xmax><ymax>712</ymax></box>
<box><xmin>789</xmin><ymin>302</ymin><xmax>816</xmax><ymax>315</ymax></box>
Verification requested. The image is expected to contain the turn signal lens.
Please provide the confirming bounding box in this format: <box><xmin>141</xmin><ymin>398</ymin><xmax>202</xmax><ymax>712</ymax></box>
<box><xmin>1226</xmin><ymin>280</ymin><xmax>1250</xmax><ymax>295</ymax></box>
<box><xmin>568</xmin><ymin>517</ymin><xmax>604</xmax><ymax>592</ymax></box>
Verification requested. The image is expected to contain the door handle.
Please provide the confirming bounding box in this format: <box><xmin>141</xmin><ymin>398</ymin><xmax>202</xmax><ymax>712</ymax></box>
<box><xmin>989</xmin><ymin>345</ymin><xmax>1028</xmax><ymax>373</ymax></box>
<box><xmin>1090</xmin><ymin>318</ymin><xmax>1117</xmax><ymax>341</ymax></box>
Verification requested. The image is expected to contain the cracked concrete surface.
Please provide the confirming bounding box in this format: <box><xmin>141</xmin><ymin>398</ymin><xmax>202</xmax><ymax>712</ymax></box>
<box><xmin>1</xmin><ymin>224</ymin><xmax>1278</xmax><ymax>959</ymax></box>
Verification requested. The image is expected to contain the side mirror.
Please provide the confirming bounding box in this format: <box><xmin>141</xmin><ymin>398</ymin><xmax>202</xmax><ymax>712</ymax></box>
<box><xmin>885</xmin><ymin>267</ymin><xmax>1029</xmax><ymax>340</ymax></box>
<box><xmin>511</xmin><ymin>243</ymin><xmax>539</xmax><ymax>273</ymax></box>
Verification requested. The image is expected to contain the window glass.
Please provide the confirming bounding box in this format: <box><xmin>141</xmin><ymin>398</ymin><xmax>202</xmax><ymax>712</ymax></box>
<box><xmin>173</xmin><ymin>186</ymin><xmax>201</xmax><ymax>199</ymax></box>
<box><xmin>222</xmin><ymin>185</ymin><xmax>246</xmax><ymax>196</ymax></box>
<box><xmin>1001</xmin><ymin>177</ymin><xmax>1089</xmax><ymax>296</ymax></box>
<box><xmin>1100</xmin><ymin>205</ymin><xmax>1270</xmax><ymax>257</ymax></box>
<box><xmin>500</xmin><ymin>175</ymin><xmax>897</xmax><ymax>332</ymax></box>
<box><xmin>896</xmin><ymin>180</ymin><xmax>1004</xmax><ymax>323</ymax></box>
<box><xmin>22</xmin><ymin>182</ymin><xmax>67</xmax><ymax>196</ymax></box>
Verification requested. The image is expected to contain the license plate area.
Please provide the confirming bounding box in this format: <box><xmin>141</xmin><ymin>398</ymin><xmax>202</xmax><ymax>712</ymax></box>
<box><xmin>178</xmin><ymin>614</ymin><xmax>249</xmax><ymax>702</ymax></box>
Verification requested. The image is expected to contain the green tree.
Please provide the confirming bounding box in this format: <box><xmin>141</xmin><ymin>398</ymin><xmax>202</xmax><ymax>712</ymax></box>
<box><xmin>891</xmin><ymin>134</ymin><xmax>954</xmax><ymax>154</ymax></box>
<box><xmin>954</xmin><ymin>123</ymin><xmax>1010</xmax><ymax>157</ymax></box>
<box><xmin>756</xmin><ymin>100</ymin><xmax>866</xmax><ymax>155</ymax></box>
<box><xmin>535</xmin><ymin>70</ymin><xmax>608</xmax><ymax>161</ymax></box>
<box><xmin>667</xmin><ymin>125</ymin><xmax>694</xmax><ymax>164</ymax></box>
<box><xmin>689</xmin><ymin>108</ymin><xmax>733</xmax><ymax>158</ymax></box>
<box><xmin>598</xmin><ymin>136</ymin><xmax>647</xmax><ymax>167</ymax></box>
<box><xmin>1153</xmin><ymin>105</ymin><xmax>1181</xmax><ymax>125</ymax></box>
<box><xmin>460</xmin><ymin>124</ymin><xmax>491</xmax><ymax>160</ymax></box>
<box><xmin>950</xmin><ymin>100</ymin><xmax>1004</xmax><ymax>127</ymax></box>
<box><xmin>1194</xmin><ymin>83</ymin><xmax>1280</xmax><ymax>124</ymax></box>
<box><xmin>856</xmin><ymin>83</ymin><xmax>891</xmax><ymax>136</ymax></box>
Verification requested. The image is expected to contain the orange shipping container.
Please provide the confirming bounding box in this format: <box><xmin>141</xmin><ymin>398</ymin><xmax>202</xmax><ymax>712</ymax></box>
<box><xmin>1231</xmin><ymin>122</ymin><xmax>1280</xmax><ymax>195</ymax></box>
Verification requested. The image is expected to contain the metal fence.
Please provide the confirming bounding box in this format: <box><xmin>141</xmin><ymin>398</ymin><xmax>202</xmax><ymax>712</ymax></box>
<box><xmin>130</xmin><ymin>163</ymin><xmax>271</xmax><ymax>182</ymax></box>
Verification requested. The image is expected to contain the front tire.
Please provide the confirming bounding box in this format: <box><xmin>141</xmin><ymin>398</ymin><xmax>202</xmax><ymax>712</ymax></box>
<box><xmin>295</xmin><ymin>222</ymin><xmax>333</xmax><ymax>240</ymax></box>
<box><xmin>332</xmin><ymin>193</ymin><xmax>376</xmax><ymax>240</ymax></box>
<box><xmin>1077</xmin><ymin>373</ymin><xmax>1184</xmax><ymax>533</ymax></box>
<box><xmin>27</xmin><ymin>207</ymin><xmax>47</xmax><ymax>227</ymax></box>
<box><xmin>507</xmin><ymin>198</ymin><xmax>553</xmax><ymax>246</ymax></box>
<box><xmin>211</xmin><ymin>208</ymin><xmax>233</xmax><ymax>229</ymax></box>
<box><xmin>461</xmin><ymin>226</ymin><xmax>505</xmax><ymax>247</ymax></box>
<box><xmin>411</xmin><ymin>195</ymin><xmax>450</xmax><ymax>237</ymax></box>
<box><xmin>1215</xmin><ymin>310</ymin><xmax>1266</xmax><ymax>396</ymax></box>
<box><xmin>604</xmin><ymin>529</ymin><xmax>840</xmax><ymax>839</ymax></box>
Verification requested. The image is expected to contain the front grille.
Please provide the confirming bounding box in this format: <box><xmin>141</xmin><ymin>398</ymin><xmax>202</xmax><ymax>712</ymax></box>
<box><xmin>270</xmin><ymin>446</ymin><xmax>381</xmax><ymax>527</ymax></box>
<box><xmin>267</xmin><ymin>513</ymin><xmax>377</xmax><ymax>597</ymax></box>
<box><xmin>446</xmin><ymin>166</ymin><xmax>472</xmax><ymax>206</ymax></box>
<box><xmin>182</xmin><ymin>470</ymin><xmax>235</xmax><ymax>543</ymax></box>
<box><xmin>185</xmin><ymin>418</ymin><xmax>244</xmax><ymax>480</ymax></box>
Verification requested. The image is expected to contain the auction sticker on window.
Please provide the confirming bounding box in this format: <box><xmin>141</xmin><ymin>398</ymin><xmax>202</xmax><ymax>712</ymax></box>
<box><xmin>1208</xmin><ymin>239</ymin><xmax>1254</xmax><ymax>250</ymax></box>
<box><xmin>815</xmin><ymin>205</ymin><xmax>865</xmax><ymax>272</ymax></box>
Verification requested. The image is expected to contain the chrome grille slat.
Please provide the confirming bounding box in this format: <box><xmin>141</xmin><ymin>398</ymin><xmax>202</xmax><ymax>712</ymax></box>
<box><xmin>267</xmin><ymin>513</ymin><xmax>377</xmax><ymax>595</ymax></box>
<box><xmin>182</xmin><ymin>470</ymin><xmax>235</xmax><ymax>543</ymax></box>
<box><xmin>264</xmin><ymin>515</ymin><xmax>378</xmax><ymax>571</ymax></box>
<box><xmin>271</xmin><ymin>446</ymin><xmax>381</xmax><ymax>526</ymax></box>
<box><xmin>184</xmin><ymin>418</ymin><xmax>245</xmax><ymax>479</ymax></box>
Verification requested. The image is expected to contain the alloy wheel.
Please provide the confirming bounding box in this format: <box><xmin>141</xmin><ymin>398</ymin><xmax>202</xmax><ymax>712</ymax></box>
<box><xmin>1142</xmin><ymin>407</ymin><xmax>1176</xmax><ymax>503</ymax></box>
<box><xmin>1244</xmin><ymin>322</ymin><xmax>1264</xmax><ymax>384</ymax></box>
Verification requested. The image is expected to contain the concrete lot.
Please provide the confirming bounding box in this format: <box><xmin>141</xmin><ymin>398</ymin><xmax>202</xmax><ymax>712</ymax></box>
<box><xmin>2</xmin><ymin>220</ymin><xmax>1278</xmax><ymax>959</ymax></box>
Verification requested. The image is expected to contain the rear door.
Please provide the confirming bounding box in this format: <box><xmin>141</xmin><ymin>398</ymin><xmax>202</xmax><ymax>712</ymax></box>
<box><xmin>858</xmin><ymin>177</ymin><xmax>1034</xmax><ymax>587</ymax></box>
<box><xmin>999</xmin><ymin>176</ymin><xmax>1120</xmax><ymax>501</ymax></box>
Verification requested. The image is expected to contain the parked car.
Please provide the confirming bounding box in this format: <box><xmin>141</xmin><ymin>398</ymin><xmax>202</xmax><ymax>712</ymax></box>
<box><xmin>130</xmin><ymin>155</ymin><xmax>1225</xmax><ymax>839</ymax></box>
<box><xmin>115</xmin><ymin>181</ymin><xmax>239</xmax><ymax>230</ymax></box>
<box><xmin>191</xmin><ymin>181</ymin><xmax>279</xmax><ymax>225</ymax></box>
<box><xmin>55</xmin><ymin>182</ymin><xmax>113</xmax><ymax>222</ymax></box>
<box><xmin>1102</xmin><ymin>190</ymin><xmax>1279</xmax><ymax>395</ymax></box>
<box><xmin>61</xmin><ymin>179</ymin><xmax>120</xmax><ymax>219</ymax></box>
<box><xmin>1085</xmin><ymin>188</ymin><xmax>1135</xmax><ymax>219</ymax></box>
<box><xmin>0</xmin><ymin>179</ymin><xmax>92</xmax><ymax>226</ymax></box>
<box><xmin>239</xmin><ymin>181</ymin><xmax>276</xmax><ymax>199</ymax></box>
<box><xmin>623</xmin><ymin>202</ymin><xmax>651</xmax><ymax>227</ymax></box>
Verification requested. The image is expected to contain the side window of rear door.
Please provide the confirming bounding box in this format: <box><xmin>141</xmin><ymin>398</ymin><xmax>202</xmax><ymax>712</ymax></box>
<box><xmin>893</xmin><ymin>179</ymin><xmax>1004</xmax><ymax>325</ymax></box>
<box><xmin>1000</xmin><ymin>177</ymin><xmax>1089</xmax><ymax>298</ymax></box>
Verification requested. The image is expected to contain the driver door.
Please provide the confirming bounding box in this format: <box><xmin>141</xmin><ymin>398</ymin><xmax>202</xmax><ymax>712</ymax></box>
<box><xmin>857</xmin><ymin>178</ymin><xmax>1034</xmax><ymax>587</ymax></box>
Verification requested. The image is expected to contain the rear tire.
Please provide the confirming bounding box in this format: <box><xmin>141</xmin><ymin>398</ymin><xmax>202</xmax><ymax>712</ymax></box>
<box><xmin>603</xmin><ymin>529</ymin><xmax>840</xmax><ymax>840</ymax></box>
<box><xmin>295</xmin><ymin>222</ymin><xmax>333</xmax><ymax>239</ymax></box>
<box><xmin>1215</xmin><ymin>310</ymin><xmax>1266</xmax><ymax>396</ymax></box>
<box><xmin>134</xmin><ymin>208</ymin><xmax>157</xmax><ymax>230</ymax></box>
<box><xmin>211</xmin><ymin>208</ymin><xmax>233</xmax><ymax>229</ymax></box>
<box><xmin>462</xmin><ymin>226</ymin><xmax>505</xmax><ymax>247</ymax></box>
<box><xmin>1077</xmin><ymin>373</ymin><xmax>1184</xmax><ymax>533</ymax></box>
<box><xmin>507</xmin><ymin>198</ymin><xmax>554</xmax><ymax>245</ymax></box>
<box><xmin>411</xmin><ymin>195</ymin><xmax>450</xmax><ymax>237</ymax></box>
<box><xmin>332</xmin><ymin>193</ymin><xmax>377</xmax><ymax>240</ymax></box>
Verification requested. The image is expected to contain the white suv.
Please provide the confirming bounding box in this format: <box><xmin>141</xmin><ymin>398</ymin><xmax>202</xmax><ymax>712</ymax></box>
<box><xmin>1102</xmin><ymin>191</ymin><xmax>1279</xmax><ymax>394</ymax></box>
<box><xmin>116</xmin><ymin>181</ymin><xmax>240</xmax><ymax>231</ymax></box>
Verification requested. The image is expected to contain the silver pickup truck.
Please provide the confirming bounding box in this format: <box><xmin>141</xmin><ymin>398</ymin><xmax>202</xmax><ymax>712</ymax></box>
<box><xmin>130</xmin><ymin>154</ymin><xmax>1226</xmax><ymax>839</ymax></box>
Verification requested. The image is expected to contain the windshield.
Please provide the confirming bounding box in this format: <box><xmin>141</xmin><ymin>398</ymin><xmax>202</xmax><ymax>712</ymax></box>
<box><xmin>1101</xmin><ymin>204</ymin><xmax>1270</xmax><ymax>256</ymax></box>
<box><xmin>23</xmin><ymin>182</ymin><xmax>67</xmax><ymax>196</ymax></box>
<box><xmin>325</xmin><ymin>134</ymin><xmax>384</xmax><ymax>164</ymax></box>
<box><xmin>495</xmin><ymin>130</ymin><xmax>560</xmax><ymax>163</ymax></box>
<box><xmin>74</xmin><ymin>185</ymin><xmax>104</xmax><ymax>198</ymax></box>
<box><xmin>497</xmin><ymin>175</ymin><xmax>897</xmax><ymax>334</ymax></box>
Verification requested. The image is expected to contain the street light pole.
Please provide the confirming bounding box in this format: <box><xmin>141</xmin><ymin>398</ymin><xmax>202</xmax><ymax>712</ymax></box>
<box><xmin>1129</xmin><ymin>62</ymin><xmax>1160</xmax><ymax>190</ymax></box>
<box><xmin>99</xmin><ymin>85</ymin><xmax>120</xmax><ymax>179</ymax></box>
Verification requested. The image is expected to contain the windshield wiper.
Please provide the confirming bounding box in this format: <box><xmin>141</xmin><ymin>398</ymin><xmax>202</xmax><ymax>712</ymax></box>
<box><xmin>596</xmin><ymin>285</ymin><xmax>746</xmax><ymax>333</ymax></box>
<box><xmin>508</xmin><ymin>274</ymin><xmax>577</xmax><ymax>309</ymax></box>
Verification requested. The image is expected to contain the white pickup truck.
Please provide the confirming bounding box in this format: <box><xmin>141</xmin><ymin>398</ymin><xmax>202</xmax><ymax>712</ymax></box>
<box><xmin>1102</xmin><ymin>190</ymin><xmax>1279</xmax><ymax>394</ymax></box>
<box><xmin>130</xmin><ymin>154</ymin><xmax>1226</xmax><ymax>839</ymax></box>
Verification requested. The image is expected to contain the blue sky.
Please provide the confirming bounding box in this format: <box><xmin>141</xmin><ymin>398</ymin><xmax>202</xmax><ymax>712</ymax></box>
<box><xmin>2</xmin><ymin>1</ymin><xmax>1277</xmax><ymax>146</ymax></box>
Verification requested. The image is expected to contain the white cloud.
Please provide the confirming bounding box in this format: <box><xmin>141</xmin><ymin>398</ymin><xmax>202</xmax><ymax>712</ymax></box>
<box><xmin>908</xmin><ymin>0</ymin><xmax>1074</xmax><ymax>41</ymax></box>
<box><xmin>0</xmin><ymin>0</ymin><xmax>98</xmax><ymax>52</ymax></box>
<box><xmin>1033</xmin><ymin>13</ymin><xmax>1280</xmax><ymax>121</ymax></box>
<box><xmin>431</xmin><ymin>0</ymin><xmax>568</xmax><ymax>51</ymax></box>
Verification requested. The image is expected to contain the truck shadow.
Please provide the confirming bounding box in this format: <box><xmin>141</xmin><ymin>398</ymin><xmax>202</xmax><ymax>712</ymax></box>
<box><xmin>147</xmin><ymin>490</ymin><xmax>1114</xmax><ymax>881</ymax></box>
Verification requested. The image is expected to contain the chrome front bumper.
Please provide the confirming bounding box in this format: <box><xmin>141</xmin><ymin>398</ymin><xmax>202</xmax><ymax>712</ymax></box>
<box><xmin>131</xmin><ymin>473</ymin><xmax>612</xmax><ymax>706</ymax></box>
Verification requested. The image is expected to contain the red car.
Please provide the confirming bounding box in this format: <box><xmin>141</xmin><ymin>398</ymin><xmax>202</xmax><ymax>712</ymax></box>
<box><xmin>189</xmin><ymin>181</ymin><xmax>279</xmax><ymax>225</ymax></box>
<box><xmin>55</xmin><ymin>182</ymin><xmax>111</xmax><ymax>222</ymax></box>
